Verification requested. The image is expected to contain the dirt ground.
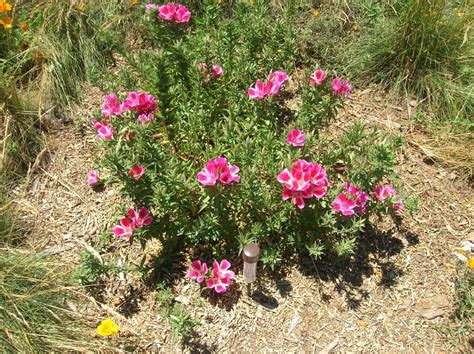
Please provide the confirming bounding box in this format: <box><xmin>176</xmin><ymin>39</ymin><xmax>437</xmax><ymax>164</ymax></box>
<box><xmin>13</xmin><ymin>84</ymin><xmax>473</xmax><ymax>352</ymax></box>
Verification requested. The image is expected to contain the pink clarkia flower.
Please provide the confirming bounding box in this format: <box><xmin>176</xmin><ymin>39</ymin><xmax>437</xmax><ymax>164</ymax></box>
<box><xmin>197</xmin><ymin>62</ymin><xmax>207</xmax><ymax>69</ymax></box>
<box><xmin>197</xmin><ymin>157</ymin><xmax>240</xmax><ymax>186</ymax></box>
<box><xmin>158</xmin><ymin>3</ymin><xmax>176</xmax><ymax>20</ymax></box>
<box><xmin>123</xmin><ymin>91</ymin><xmax>159</xmax><ymax>115</ymax></box>
<box><xmin>145</xmin><ymin>3</ymin><xmax>158</xmax><ymax>14</ymax></box>
<box><xmin>210</xmin><ymin>65</ymin><xmax>224</xmax><ymax>77</ymax></box>
<box><xmin>96</xmin><ymin>122</ymin><xmax>114</xmax><ymax>140</ymax></box>
<box><xmin>374</xmin><ymin>184</ymin><xmax>397</xmax><ymax>201</ymax></box>
<box><xmin>113</xmin><ymin>217</ymin><xmax>135</xmax><ymax>239</ymax></box>
<box><xmin>267</xmin><ymin>71</ymin><xmax>288</xmax><ymax>96</ymax></box>
<box><xmin>375</xmin><ymin>183</ymin><xmax>403</xmax><ymax>210</ymax></box>
<box><xmin>129</xmin><ymin>165</ymin><xmax>145</xmax><ymax>181</ymax></box>
<box><xmin>268</xmin><ymin>71</ymin><xmax>288</xmax><ymax>86</ymax></box>
<box><xmin>248</xmin><ymin>80</ymin><xmax>273</xmax><ymax>100</ymax></box>
<box><xmin>174</xmin><ymin>4</ymin><xmax>191</xmax><ymax>23</ymax></box>
<box><xmin>287</xmin><ymin>129</ymin><xmax>305</xmax><ymax>147</ymax></box>
<box><xmin>138</xmin><ymin>113</ymin><xmax>154</xmax><ymax>123</ymax></box>
<box><xmin>219</xmin><ymin>165</ymin><xmax>240</xmax><ymax>184</ymax></box>
<box><xmin>187</xmin><ymin>260</ymin><xmax>208</xmax><ymax>283</ymax></box>
<box><xmin>332</xmin><ymin>193</ymin><xmax>357</xmax><ymax>216</ymax></box>
<box><xmin>277</xmin><ymin>160</ymin><xmax>329</xmax><ymax>209</ymax></box>
<box><xmin>206</xmin><ymin>259</ymin><xmax>235</xmax><ymax>293</ymax></box>
<box><xmin>332</xmin><ymin>78</ymin><xmax>352</xmax><ymax>97</ymax></box>
<box><xmin>127</xmin><ymin>208</ymin><xmax>153</xmax><ymax>228</ymax></box>
<box><xmin>101</xmin><ymin>94</ymin><xmax>123</xmax><ymax>118</ymax></box>
<box><xmin>309</xmin><ymin>69</ymin><xmax>326</xmax><ymax>85</ymax></box>
<box><xmin>87</xmin><ymin>170</ymin><xmax>100</xmax><ymax>186</ymax></box>
<box><xmin>196</xmin><ymin>161</ymin><xmax>219</xmax><ymax>186</ymax></box>
<box><xmin>343</xmin><ymin>182</ymin><xmax>369</xmax><ymax>214</ymax></box>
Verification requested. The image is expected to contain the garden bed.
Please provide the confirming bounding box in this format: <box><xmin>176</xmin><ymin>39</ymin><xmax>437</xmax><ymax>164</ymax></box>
<box><xmin>13</xmin><ymin>84</ymin><xmax>472</xmax><ymax>351</ymax></box>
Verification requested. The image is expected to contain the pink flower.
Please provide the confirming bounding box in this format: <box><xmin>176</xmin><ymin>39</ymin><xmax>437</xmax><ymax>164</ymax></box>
<box><xmin>87</xmin><ymin>170</ymin><xmax>100</xmax><ymax>186</ymax></box>
<box><xmin>374</xmin><ymin>183</ymin><xmax>403</xmax><ymax>210</ymax></box>
<box><xmin>219</xmin><ymin>165</ymin><xmax>240</xmax><ymax>184</ymax></box>
<box><xmin>197</xmin><ymin>157</ymin><xmax>240</xmax><ymax>186</ymax></box>
<box><xmin>138</xmin><ymin>113</ymin><xmax>154</xmax><ymax>123</ymax></box>
<box><xmin>174</xmin><ymin>4</ymin><xmax>191</xmax><ymax>23</ymax></box>
<box><xmin>343</xmin><ymin>182</ymin><xmax>369</xmax><ymax>214</ymax></box>
<box><xmin>197</xmin><ymin>62</ymin><xmax>207</xmax><ymax>70</ymax></box>
<box><xmin>210</xmin><ymin>65</ymin><xmax>224</xmax><ymax>77</ymax></box>
<box><xmin>129</xmin><ymin>165</ymin><xmax>145</xmax><ymax>181</ymax></box>
<box><xmin>95</xmin><ymin>121</ymin><xmax>114</xmax><ymax>140</ymax></box>
<box><xmin>332</xmin><ymin>78</ymin><xmax>352</xmax><ymax>97</ymax></box>
<box><xmin>113</xmin><ymin>217</ymin><xmax>135</xmax><ymax>239</ymax></box>
<box><xmin>158</xmin><ymin>3</ymin><xmax>176</xmax><ymax>20</ymax></box>
<box><xmin>374</xmin><ymin>184</ymin><xmax>397</xmax><ymax>201</ymax></box>
<box><xmin>123</xmin><ymin>91</ymin><xmax>159</xmax><ymax>115</ymax></box>
<box><xmin>145</xmin><ymin>3</ymin><xmax>158</xmax><ymax>14</ymax></box>
<box><xmin>248</xmin><ymin>80</ymin><xmax>273</xmax><ymax>100</ymax></box>
<box><xmin>277</xmin><ymin>160</ymin><xmax>329</xmax><ymax>209</ymax></box>
<box><xmin>127</xmin><ymin>208</ymin><xmax>153</xmax><ymax>228</ymax></box>
<box><xmin>332</xmin><ymin>194</ymin><xmax>357</xmax><ymax>216</ymax></box>
<box><xmin>267</xmin><ymin>71</ymin><xmax>288</xmax><ymax>96</ymax></box>
<box><xmin>268</xmin><ymin>71</ymin><xmax>288</xmax><ymax>85</ymax></box>
<box><xmin>206</xmin><ymin>259</ymin><xmax>235</xmax><ymax>293</ymax></box>
<box><xmin>101</xmin><ymin>94</ymin><xmax>123</xmax><ymax>118</ymax></box>
<box><xmin>187</xmin><ymin>260</ymin><xmax>208</xmax><ymax>283</ymax></box>
<box><xmin>309</xmin><ymin>69</ymin><xmax>326</xmax><ymax>85</ymax></box>
<box><xmin>197</xmin><ymin>161</ymin><xmax>219</xmax><ymax>186</ymax></box>
<box><xmin>287</xmin><ymin>129</ymin><xmax>305</xmax><ymax>147</ymax></box>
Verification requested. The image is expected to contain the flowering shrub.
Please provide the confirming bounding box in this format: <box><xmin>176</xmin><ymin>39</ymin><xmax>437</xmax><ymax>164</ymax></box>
<box><xmin>88</xmin><ymin>3</ymin><xmax>413</xmax><ymax>270</ymax></box>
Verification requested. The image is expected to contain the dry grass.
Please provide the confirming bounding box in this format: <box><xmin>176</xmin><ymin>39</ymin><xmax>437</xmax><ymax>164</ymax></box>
<box><xmin>407</xmin><ymin>128</ymin><xmax>474</xmax><ymax>181</ymax></box>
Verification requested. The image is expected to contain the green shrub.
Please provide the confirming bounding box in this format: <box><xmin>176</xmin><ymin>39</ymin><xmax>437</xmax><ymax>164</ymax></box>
<box><xmin>88</xmin><ymin>3</ymin><xmax>412</xmax><ymax>269</ymax></box>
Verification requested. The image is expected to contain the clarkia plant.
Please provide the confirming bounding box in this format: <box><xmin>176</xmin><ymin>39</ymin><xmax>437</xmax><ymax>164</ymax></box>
<box><xmin>88</xmin><ymin>3</ymin><xmax>412</xmax><ymax>269</ymax></box>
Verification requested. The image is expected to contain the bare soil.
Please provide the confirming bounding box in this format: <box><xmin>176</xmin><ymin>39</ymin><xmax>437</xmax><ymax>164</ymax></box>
<box><xmin>13</xmin><ymin>84</ymin><xmax>473</xmax><ymax>352</ymax></box>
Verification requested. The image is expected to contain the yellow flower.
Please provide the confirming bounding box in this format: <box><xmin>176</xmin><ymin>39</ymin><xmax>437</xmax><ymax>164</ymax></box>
<box><xmin>216</xmin><ymin>0</ymin><xmax>223</xmax><ymax>4</ymax></box>
<box><xmin>130</xmin><ymin>0</ymin><xmax>137</xmax><ymax>5</ymax></box>
<box><xmin>77</xmin><ymin>1</ymin><xmax>85</xmax><ymax>12</ymax></box>
<box><xmin>0</xmin><ymin>17</ymin><xmax>12</xmax><ymax>29</ymax></box>
<box><xmin>352</xmin><ymin>23</ymin><xmax>360</xmax><ymax>31</ymax></box>
<box><xmin>455</xmin><ymin>10</ymin><xmax>462</xmax><ymax>17</ymax></box>
<box><xmin>97</xmin><ymin>319</ymin><xmax>119</xmax><ymax>337</ymax></box>
<box><xmin>0</xmin><ymin>1</ymin><xmax>12</xmax><ymax>13</ymax></box>
<box><xmin>468</xmin><ymin>258</ymin><xmax>474</xmax><ymax>270</ymax></box>
<box><xmin>20</xmin><ymin>22</ymin><xmax>29</xmax><ymax>33</ymax></box>
<box><xmin>312</xmin><ymin>9</ymin><xmax>320</xmax><ymax>17</ymax></box>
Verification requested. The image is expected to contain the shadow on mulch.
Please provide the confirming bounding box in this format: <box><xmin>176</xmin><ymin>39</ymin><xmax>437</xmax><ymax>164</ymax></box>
<box><xmin>254</xmin><ymin>221</ymin><xmax>420</xmax><ymax>311</ymax></box>
<box><xmin>291</xmin><ymin>222</ymin><xmax>418</xmax><ymax>310</ymax></box>
<box><xmin>200</xmin><ymin>282</ymin><xmax>242</xmax><ymax>311</ymax></box>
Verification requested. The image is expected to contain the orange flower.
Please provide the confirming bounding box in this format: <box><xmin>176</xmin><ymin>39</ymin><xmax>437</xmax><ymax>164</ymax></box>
<box><xmin>21</xmin><ymin>22</ymin><xmax>29</xmax><ymax>33</ymax></box>
<box><xmin>77</xmin><ymin>1</ymin><xmax>85</xmax><ymax>12</ymax></box>
<box><xmin>0</xmin><ymin>0</ymin><xmax>12</xmax><ymax>13</ymax></box>
<box><xmin>130</xmin><ymin>0</ymin><xmax>137</xmax><ymax>5</ymax></box>
<box><xmin>0</xmin><ymin>17</ymin><xmax>12</xmax><ymax>29</ymax></box>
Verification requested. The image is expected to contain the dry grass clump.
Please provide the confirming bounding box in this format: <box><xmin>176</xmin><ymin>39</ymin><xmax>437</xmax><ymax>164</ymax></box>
<box><xmin>0</xmin><ymin>249</ymin><xmax>109</xmax><ymax>352</ymax></box>
<box><xmin>409</xmin><ymin>128</ymin><xmax>474</xmax><ymax>181</ymax></box>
